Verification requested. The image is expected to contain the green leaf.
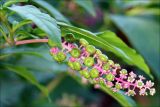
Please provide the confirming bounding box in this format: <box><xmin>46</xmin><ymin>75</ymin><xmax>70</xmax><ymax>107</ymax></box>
<box><xmin>110</xmin><ymin>15</ymin><xmax>159</xmax><ymax>78</ymax></box>
<box><xmin>13</xmin><ymin>20</ymin><xmax>32</xmax><ymax>32</ymax></box>
<box><xmin>32</xmin><ymin>0</ymin><xmax>70</xmax><ymax>24</ymax></box>
<box><xmin>100</xmin><ymin>85</ymin><xmax>136</xmax><ymax>107</ymax></box>
<box><xmin>8</xmin><ymin>5</ymin><xmax>61</xmax><ymax>48</ymax></box>
<box><xmin>75</xmin><ymin>0</ymin><xmax>96</xmax><ymax>16</ymax></box>
<box><xmin>96</xmin><ymin>31</ymin><xmax>151</xmax><ymax>78</ymax></box>
<box><xmin>3</xmin><ymin>0</ymin><xmax>28</xmax><ymax>7</ymax></box>
<box><xmin>4</xmin><ymin>64</ymin><xmax>49</xmax><ymax>96</ymax></box>
<box><xmin>58</xmin><ymin>22</ymin><xmax>152</xmax><ymax>78</ymax></box>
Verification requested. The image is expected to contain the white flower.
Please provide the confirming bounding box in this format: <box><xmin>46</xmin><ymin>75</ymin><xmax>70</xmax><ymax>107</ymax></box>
<box><xmin>127</xmin><ymin>76</ymin><xmax>135</xmax><ymax>83</ymax></box>
<box><xmin>145</xmin><ymin>80</ymin><xmax>154</xmax><ymax>89</ymax></box>
<box><xmin>150</xmin><ymin>88</ymin><xmax>156</xmax><ymax>96</ymax></box>
<box><xmin>136</xmin><ymin>80</ymin><xmax>144</xmax><ymax>89</ymax></box>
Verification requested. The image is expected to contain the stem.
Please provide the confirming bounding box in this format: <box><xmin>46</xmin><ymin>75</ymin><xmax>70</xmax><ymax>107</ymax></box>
<box><xmin>15</xmin><ymin>39</ymin><xmax>48</xmax><ymax>45</ymax></box>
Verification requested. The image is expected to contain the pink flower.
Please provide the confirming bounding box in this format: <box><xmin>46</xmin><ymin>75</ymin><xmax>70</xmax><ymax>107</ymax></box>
<box><xmin>50</xmin><ymin>47</ymin><xmax>59</xmax><ymax>54</ymax></box>
<box><xmin>145</xmin><ymin>80</ymin><xmax>154</xmax><ymax>89</ymax></box>
<box><xmin>106</xmin><ymin>81</ymin><xmax>114</xmax><ymax>88</ymax></box>
<box><xmin>69</xmin><ymin>57</ymin><xmax>76</xmax><ymax>62</ymax></box>
<box><xmin>139</xmin><ymin>88</ymin><xmax>147</xmax><ymax>96</ymax></box>
<box><xmin>139</xmin><ymin>75</ymin><xmax>145</xmax><ymax>80</ymax></box>
<box><xmin>123</xmin><ymin>83</ymin><xmax>130</xmax><ymax>89</ymax></box>
<box><xmin>129</xmin><ymin>71</ymin><xmax>137</xmax><ymax>78</ymax></box>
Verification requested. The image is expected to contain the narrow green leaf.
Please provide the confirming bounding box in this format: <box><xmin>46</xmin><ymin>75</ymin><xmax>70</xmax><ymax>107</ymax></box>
<box><xmin>3</xmin><ymin>0</ymin><xmax>28</xmax><ymax>7</ymax></box>
<box><xmin>110</xmin><ymin>15</ymin><xmax>159</xmax><ymax>78</ymax></box>
<box><xmin>58</xmin><ymin>22</ymin><xmax>152</xmax><ymax>78</ymax></box>
<box><xmin>5</xmin><ymin>64</ymin><xmax>49</xmax><ymax>96</ymax></box>
<box><xmin>13</xmin><ymin>20</ymin><xmax>32</xmax><ymax>32</ymax></box>
<box><xmin>75</xmin><ymin>0</ymin><xmax>96</xmax><ymax>16</ymax></box>
<box><xmin>100</xmin><ymin>85</ymin><xmax>136</xmax><ymax>107</ymax></box>
<box><xmin>96</xmin><ymin>31</ymin><xmax>152</xmax><ymax>79</ymax></box>
<box><xmin>32</xmin><ymin>0</ymin><xmax>70</xmax><ymax>24</ymax></box>
<box><xmin>8</xmin><ymin>5</ymin><xmax>61</xmax><ymax>48</ymax></box>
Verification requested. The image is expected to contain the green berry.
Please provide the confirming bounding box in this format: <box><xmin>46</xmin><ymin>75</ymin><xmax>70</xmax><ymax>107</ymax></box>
<box><xmin>80</xmin><ymin>70</ymin><xmax>90</xmax><ymax>79</ymax></box>
<box><xmin>99</xmin><ymin>78</ymin><xmax>105</xmax><ymax>86</ymax></box>
<box><xmin>86</xmin><ymin>45</ymin><xmax>96</xmax><ymax>54</ymax></box>
<box><xmin>73</xmin><ymin>61</ymin><xmax>81</xmax><ymax>71</ymax></box>
<box><xmin>68</xmin><ymin>61</ymin><xmax>74</xmax><ymax>69</ymax></box>
<box><xmin>121</xmin><ymin>69</ymin><xmax>127</xmax><ymax>74</ymax></box>
<box><xmin>106</xmin><ymin>73</ymin><xmax>114</xmax><ymax>81</ymax></box>
<box><xmin>115</xmin><ymin>64</ymin><xmax>120</xmax><ymax>68</ymax></box>
<box><xmin>53</xmin><ymin>55</ymin><xmax>59</xmax><ymax>61</ymax></box>
<box><xmin>99</xmin><ymin>54</ymin><xmax>108</xmax><ymax>62</ymax></box>
<box><xmin>108</xmin><ymin>60</ymin><xmax>114</xmax><ymax>66</ymax></box>
<box><xmin>64</xmin><ymin>33</ymin><xmax>75</xmax><ymax>42</ymax></box>
<box><xmin>57</xmin><ymin>51</ymin><xmax>66</xmax><ymax>62</ymax></box>
<box><xmin>90</xmin><ymin>68</ymin><xmax>99</xmax><ymax>78</ymax></box>
<box><xmin>115</xmin><ymin>83</ymin><xmax>122</xmax><ymax>90</ymax></box>
<box><xmin>96</xmin><ymin>49</ymin><xmax>102</xmax><ymax>55</ymax></box>
<box><xmin>84</xmin><ymin>57</ymin><xmax>94</xmax><ymax>67</ymax></box>
<box><xmin>102</xmin><ymin>63</ymin><xmax>110</xmax><ymax>70</ymax></box>
<box><xmin>70</xmin><ymin>48</ymin><xmax>81</xmax><ymax>58</ymax></box>
<box><xmin>79</xmin><ymin>38</ymin><xmax>89</xmax><ymax>46</ymax></box>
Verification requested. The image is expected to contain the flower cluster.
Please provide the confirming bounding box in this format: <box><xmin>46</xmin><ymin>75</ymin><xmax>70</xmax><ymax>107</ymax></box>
<box><xmin>49</xmin><ymin>38</ymin><xmax>155</xmax><ymax>96</ymax></box>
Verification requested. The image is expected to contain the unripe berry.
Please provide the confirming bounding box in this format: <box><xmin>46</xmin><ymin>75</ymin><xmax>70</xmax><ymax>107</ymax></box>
<box><xmin>86</xmin><ymin>45</ymin><xmax>96</xmax><ymax>54</ymax></box>
<box><xmin>80</xmin><ymin>38</ymin><xmax>89</xmax><ymax>46</ymax></box>
<box><xmin>108</xmin><ymin>60</ymin><xmax>114</xmax><ymax>66</ymax></box>
<box><xmin>120</xmin><ymin>69</ymin><xmax>127</xmax><ymax>75</ymax></box>
<box><xmin>96</xmin><ymin>49</ymin><xmax>102</xmax><ymax>55</ymax></box>
<box><xmin>102</xmin><ymin>63</ymin><xmax>110</xmax><ymax>70</ymax></box>
<box><xmin>90</xmin><ymin>68</ymin><xmax>99</xmax><ymax>78</ymax></box>
<box><xmin>99</xmin><ymin>78</ymin><xmax>106</xmax><ymax>86</ymax></box>
<box><xmin>99</xmin><ymin>54</ymin><xmax>108</xmax><ymax>62</ymax></box>
<box><xmin>84</xmin><ymin>57</ymin><xmax>94</xmax><ymax>67</ymax></box>
<box><xmin>70</xmin><ymin>48</ymin><xmax>81</xmax><ymax>58</ymax></box>
<box><xmin>68</xmin><ymin>61</ymin><xmax>74</xmax><ymax>70</ymax></box>
<box><xmin>73</xmin><ymin>61</ymin><xmax>81</xmax><ymax>71</ymax></box>
<box><xmin>64</xmin><ymin>33</ymin><xmax>75</xmax><ymax>42</ymax></box>
<box><xmin>52</xmin><ymin>55</ymin><xmax>59</xmax><ymax>62</ymax></box>
<box><xmin>80</xmin><ymin>70</ymin><xmax>90</xmax><ymax>79</ymax></box>
<box><xmin>106</xmin><ymin>73</ymin><xmax>114</xmax><ymax>81</ymax></box>
<box><xmin>115</xmin><ymin>82</ymin><xmax>122</xmax><ymax>90</ymax></box>
<box><xmin>56</xmin><ymin>51</ymin><xmax>66</xmax><ymax>62</ymax></box>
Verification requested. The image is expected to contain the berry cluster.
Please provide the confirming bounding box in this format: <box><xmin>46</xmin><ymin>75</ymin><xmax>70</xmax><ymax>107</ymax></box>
<box><xmin>50</xmin><ymin>38</ymin><xmax>155</xmax><ymax>96</ymax></box>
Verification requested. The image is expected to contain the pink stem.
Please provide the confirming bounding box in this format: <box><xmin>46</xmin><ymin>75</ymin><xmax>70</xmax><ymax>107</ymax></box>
<box><xmin>15</xmin><ymin>39</ymin><xmax>48</xmax><ymax>45</ymax></box>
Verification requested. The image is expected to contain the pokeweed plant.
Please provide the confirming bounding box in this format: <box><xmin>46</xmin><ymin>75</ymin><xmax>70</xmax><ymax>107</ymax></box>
<box><xmin>0</xmin><ymin>0</ymin><xmax>156</xmax><ymax>106</ymax></box>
